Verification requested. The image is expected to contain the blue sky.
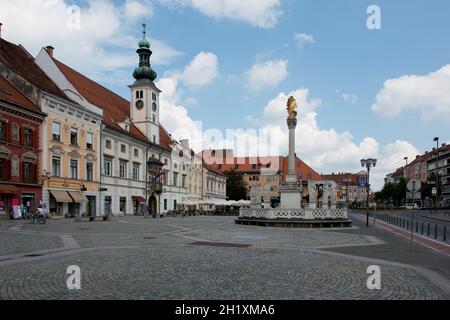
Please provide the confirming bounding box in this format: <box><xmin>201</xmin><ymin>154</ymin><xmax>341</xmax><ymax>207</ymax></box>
<box><xmin>1</xmin><ymin>0</ymin><xmax>449</xmax><ymax>189</ymax></box>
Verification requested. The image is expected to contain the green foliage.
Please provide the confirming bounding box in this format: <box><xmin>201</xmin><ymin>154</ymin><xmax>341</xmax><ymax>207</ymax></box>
<box><xmin>376</xmin><ymin>177</ymin><xmax>407</xmax><ymax>203</ymax></box>
<box><xmin>224</xmin><ymin>169</ymin><xmax>248</xmax><ymax>201</ymax></box>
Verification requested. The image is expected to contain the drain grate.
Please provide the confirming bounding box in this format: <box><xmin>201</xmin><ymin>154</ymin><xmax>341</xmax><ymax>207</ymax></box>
<box><xmin>190</xmin><ymin>241</ymin><xmax>251</xmax><ymax>248</ymax></box>
<box><xmin>24</xmin><ymin>253</ymin><xmax>45</xmax><ymax>257</ymax></box>
<box><xmin>78</xmin><ymin>228</ymin><xmax>90</xmax><ymax>231</ymax></box>
<box><xmin>143</xmin><ymin>236</ymin><xmax>156</xmax><ymax>240</ymax></box>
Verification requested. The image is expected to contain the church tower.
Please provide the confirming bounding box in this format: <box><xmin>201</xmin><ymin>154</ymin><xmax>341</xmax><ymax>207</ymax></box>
<box><xmin>129</xmin><ymin>24</ymin><xmax>161</xmax><ymax>145</ymax></box>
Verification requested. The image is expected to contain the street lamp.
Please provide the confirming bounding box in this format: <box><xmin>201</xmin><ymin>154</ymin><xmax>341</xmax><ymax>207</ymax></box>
<box><xmin>361</xmin><ymin>158</ymin><xmax>377</xmax><ymax>227</ymax></box>
<box><xmin>433</xmin><ymin>137</ymin><xmax>439</xmax><ymax>211</ymax></box>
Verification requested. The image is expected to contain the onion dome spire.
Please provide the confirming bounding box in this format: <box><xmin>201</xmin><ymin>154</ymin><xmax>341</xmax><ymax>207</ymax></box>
<box><xmin>133</xmin><ymin>24</ymin><xmax>157</xmax><ymax>85</ymax></box>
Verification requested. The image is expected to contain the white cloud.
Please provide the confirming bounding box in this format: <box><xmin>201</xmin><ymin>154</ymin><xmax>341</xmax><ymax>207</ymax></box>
<box><xmin>250</xmin><ymin>88</ymin><xmax>419</xmax><ymax>190</ymax></box>
<box><xmin>172</xmin><ymin>52</ymin><xmax>219</xmax><ymax>89</ymax></box>
<box><xmin>246</xmin><ymin>59</ymin><xmax>288</xmax><ymax>91</ymax></box>
<box><xmin>157</xmin><ymin>77</ymin><xmax>203</xmax><ymax>145</ymax></box>
<box><xmin>336</xmin><ymin>90</ymin><xmax>358</xmax><ymax>104</ymax></box>
<box><xmin>372</xmin><ymin>65</ymin><xmax>450</xmax><ymax>123</ymax></box>
<box><xmin>160</xmin><ymin>0</ymin><xmax>282</xmax><ymax>28</ymax></box>
<box><xmin>0</xmin><ymin>0</ymin><xmax>181</xmax><ymax>84</ymax></box>
<box><xmin>294</xmin><ymin>33</ymin><xmax>315</xmax><ymax>45</ymax></box>
<box><xmin>123</xmin><ymin>0</ymin><xmax>154</xmax><ymax>18</ymax></box>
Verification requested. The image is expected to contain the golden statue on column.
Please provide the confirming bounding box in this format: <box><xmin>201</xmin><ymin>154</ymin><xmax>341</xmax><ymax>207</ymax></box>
<box><xmin>287</xmin><ymin>96</ymin><xmax>297</xmax><ymax>119</ymax></box>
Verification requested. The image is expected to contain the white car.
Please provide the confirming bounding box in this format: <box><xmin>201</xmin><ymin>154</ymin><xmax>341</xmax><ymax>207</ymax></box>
<box><xmin>403</xmin><ymin>203</ymin><xmax>419</xmax><ymax>210</ymax></box>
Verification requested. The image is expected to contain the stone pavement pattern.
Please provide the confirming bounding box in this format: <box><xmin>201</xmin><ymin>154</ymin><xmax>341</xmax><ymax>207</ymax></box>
<box><xmin>0</xmin><ymin>216</ymin><xmax>448</xmax><ymax>300</ymax></box>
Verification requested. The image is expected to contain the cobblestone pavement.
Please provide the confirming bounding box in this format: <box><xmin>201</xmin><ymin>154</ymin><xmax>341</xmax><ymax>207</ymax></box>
<box><xmin>0</xmin><ymin>216</ymin><xmax>449</xmax><ymax>300</ymax></box>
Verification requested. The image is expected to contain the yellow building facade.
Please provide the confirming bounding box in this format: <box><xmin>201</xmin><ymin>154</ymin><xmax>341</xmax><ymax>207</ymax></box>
<box><xmin>41</xmin><ymin>94</ymin><xmax>103</xmax><ymax>217</ymax></box>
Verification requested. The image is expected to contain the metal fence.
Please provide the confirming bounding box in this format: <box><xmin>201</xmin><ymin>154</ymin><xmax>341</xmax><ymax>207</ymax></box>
<box><xmin>373</xmin><ymin>212</ymin><xmax>448</xmax><ymax>242</ymax></box>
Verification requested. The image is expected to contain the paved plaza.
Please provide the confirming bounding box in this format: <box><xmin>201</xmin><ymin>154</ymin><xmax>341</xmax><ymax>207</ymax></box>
<box><xmin>0</xmin><ymin>214</ymin><xmax>449</xmax><ymax>300</ymax></box>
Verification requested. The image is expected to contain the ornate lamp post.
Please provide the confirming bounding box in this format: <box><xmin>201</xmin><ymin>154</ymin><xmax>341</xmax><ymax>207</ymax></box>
<box><xmin>361</xmin><ymin>158</ymin><xmax>377</xmax><ymax>227</ymax></box>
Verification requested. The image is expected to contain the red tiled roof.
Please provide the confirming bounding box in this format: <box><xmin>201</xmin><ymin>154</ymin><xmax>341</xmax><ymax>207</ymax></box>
<box><xmin>320</xmin><ymin>172</ymin><xmax>360</xmax><ymax>185</ymax></box>
<box><xmin>203</xmin><ymin>162</ymin><xmax>226</xmax><ymax>177</ymax></box>
<box><xmin>202</xmin><ymin>154</ymin><xmax>284</xmax><ymax>174</ymax></box>
<box><xmin>52</xmin><ymin>57</ymin><xmax>156</xmax><ymax>145</ymax></box>
<box><xmin>159</xmin><ymin>126</ymin><xmax>174</xmax><ymax>152</ymax></box>
<box><xmin>0</xmin><ymin>75</ymin><xmax>41</xmax><ymax>113</ymax></box>
<box><xmin>281</xmin><ymin>156</ymin><xmax>321</xmax><ymax>181</ymax></box>
<box><xmin>0</xmin><ymin>39</ymin><xmax>67</xmax><ymax>101</ymax></box>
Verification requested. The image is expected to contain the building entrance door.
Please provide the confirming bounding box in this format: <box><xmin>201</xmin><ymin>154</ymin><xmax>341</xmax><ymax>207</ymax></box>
<box><xmin>149</xmin><ymin>195</ymin><xmax>157</xmax><ymax>217</ymax></box>
<box><xmin>87</xmin><ymin>196</ymin><xmax>96</xmax><ymax>217</ymax></box>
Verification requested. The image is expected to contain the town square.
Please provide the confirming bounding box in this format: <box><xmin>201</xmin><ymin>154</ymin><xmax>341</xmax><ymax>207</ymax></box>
<box><xmin>0</xmin><ymin>0</ymin><xmax>449</xmax><ymax>305</ymax></box>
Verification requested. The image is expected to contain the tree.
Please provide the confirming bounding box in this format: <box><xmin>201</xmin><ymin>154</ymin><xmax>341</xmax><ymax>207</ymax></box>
<box><xmin>224</xmin><ymin>169</ymin><xmax>247</xmax><ymax>201</ymax></box>
<box><xmin>377</xmin><ymin>177</ymin><xmax>407</xmax><ymax>205</ymax></box>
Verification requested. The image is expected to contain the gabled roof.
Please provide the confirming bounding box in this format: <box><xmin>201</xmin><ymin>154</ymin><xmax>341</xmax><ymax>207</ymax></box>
<box><xmin>0</xmin><ymin>38</ymin><xmax>67</xmax><ymax>101</ymax></box>
<box><xmin>0</xmin><ymin>75</ymin><xmax>42</xmax><ymax>114</ymax></box>
<box><xmin>159</xmin><ymin>126</ymin><xmax>174</xmax><ymax>152</ymax></box>
<box><xmin>51</xmin><ymin>57</ymin><xmax>155</xmax><ymax>145</ymax></box>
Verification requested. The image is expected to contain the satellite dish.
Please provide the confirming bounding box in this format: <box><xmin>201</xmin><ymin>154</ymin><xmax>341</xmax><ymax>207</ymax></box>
<box><xmin>407</xmin><ymin>180</ymin><xmax>421</xmax><ymax>192</ymax></box>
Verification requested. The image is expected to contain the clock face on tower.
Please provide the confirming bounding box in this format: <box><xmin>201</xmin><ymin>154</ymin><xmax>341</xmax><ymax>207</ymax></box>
<box><xmin>135</xmin><ymin>99</ymin><xmax>144</xmax><ymax>110</ymax></box>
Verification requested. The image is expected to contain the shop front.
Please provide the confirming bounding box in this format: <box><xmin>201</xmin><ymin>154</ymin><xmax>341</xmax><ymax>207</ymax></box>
<box><xmin>0</xmin><ymin>184</ymin><xmax>42</xmax><ymax>219</ymax></box>
<box><xmin>132</xmin><ymin>196</ymin><xmax>146</xmax><ymax>215</ymax></box>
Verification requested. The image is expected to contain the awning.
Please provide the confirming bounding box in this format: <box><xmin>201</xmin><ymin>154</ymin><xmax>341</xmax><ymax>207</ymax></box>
<box><xmin>49</xmin><ymin>190</ymin><xmax>73</xmax><ymax>203</ymax></box>
<box><xmin>0</xmin><ymin>184</ymin><xmax>19</xmax><ymax>193</ymax></box>
<box><xmin>68</xmin><ymin>191</ymin><xmax>88</xmax><ymax>203</ymax></box>
<box><xmin>132</xmin><ymin>196</ymin><xmax>146</xmax><ymax>204</ymax></box>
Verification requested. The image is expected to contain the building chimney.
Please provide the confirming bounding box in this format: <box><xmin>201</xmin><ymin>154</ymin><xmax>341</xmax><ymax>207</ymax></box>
<box><xmin>46</xmin><ymin>46</ymin><xmax>54</xmax><ymax>57</ymax></box>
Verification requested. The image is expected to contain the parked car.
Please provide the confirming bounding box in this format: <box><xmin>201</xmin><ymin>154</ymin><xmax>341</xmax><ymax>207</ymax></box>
<box><xmin>403</xmin><ymin>203</ymin><xmax>419</xmax><ymax>210</ymax></box>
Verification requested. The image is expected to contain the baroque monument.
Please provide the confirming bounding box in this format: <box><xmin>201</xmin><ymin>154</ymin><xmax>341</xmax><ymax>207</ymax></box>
<box><xmin>236</xmin><ymin>96</ymin><xmax>352</xmax><ymax>228</ymax></box>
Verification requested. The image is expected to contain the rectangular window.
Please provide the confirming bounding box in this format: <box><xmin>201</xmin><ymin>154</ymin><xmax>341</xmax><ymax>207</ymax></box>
<box><xmin>134</xmin><ymin>149</ymin><xmax>139</xmax><ymax>157</ymax></box>
<box><xmin>106</xmin><ymin>139</ymin><xmax>111</xmax><ymax>149</ymax></box>
<box><xmin>121</xmin><ymin>144</ymin><xmax>126</xmax><ymax>153</ymax></box>
<box><xmin>70</xmin><ymin>160</ymin><xmax>78</xmax><ymax>179</ymax></box>
<box><xmin>173</xmin><ymin>172</ymin><xmax>178</xmax><ymax>187</ymax></box>
<box><xmin>0</xmin><ymin>122</ymin><xmax>5</xmax><ymax>141</ymax></box>
<box><xmin>152</xmin><ymin>92</ymin><xmax>157</xmax><ymax>101</ymax></box>
<box><xmin>24</xmin><ymin>128</ymin><xmax>33</xmax><ymax>147</ymax></box>
<box><xmin>52</xmin><ymin>157</ymin><xmax>61</xmax><ymax>176</ymax></box>
<box><xmin>0</xmin><ymin>159</ymin><xmax>6</xmax><ymax>180</ymax></box>
<box><xmin>164</xmin><ymin>199</ymin><xmax>167</xmax><ymax>210</ymax></box>
<box><xmin>153</xmin><ymin>135</ymin><xmax>156</xmax><ymax>143</ymax></box>
<box><xmin>86</xmin><ymin>132</ymin><xmax>93</xmax><ymax>150</ymax></box>
<box><xmin>86</xmin><ymin>163</ymin><xmax>93</xmax><ymax>181</ymax></box>
<box><xmin>119</xmin><ymin>161</ymin><xmax>127</xmax><ymax>179</ymax></box>
<box><xmin>70</xmin><ymin>127</ymin><xmax>78</xmax><ymax>145</ymax></box>
<box><xmin>152</xmin><ymin>115</ymin><xmax>156</xmax><ymax>123</ymax></box>
<box><xmin>173</xmin><ymin>200</ymin><xmax>177</xmax><ymax>210</ymax></box>
<box><xmin>104</xmin><ymin>159</ymin><xmax>112</xmax><ymax>176</ymax></box>
<box><xmin>182</xmin><ymin>175</ymin><xmax>187</xmax><ymax>188</ymax></box>
<box><xmin>133</xmin><ymin>164</ymin><xmax>139</xmax><ymax>180</ymax></box>
<box><xmin>52</xmin><ymin>122</ymin><xmax>60</xmax><ymax>141</ymax></box>
<box><xmin>23</xmin><ymin>162</ymin><xmax>34</xmax><ymax>182</ymax></box>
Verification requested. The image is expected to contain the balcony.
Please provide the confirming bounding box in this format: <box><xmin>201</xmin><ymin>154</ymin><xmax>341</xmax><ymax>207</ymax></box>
<box><xmin>148</xmin><ymin>181</ymin><xmax>163</xmax><ymax>194</ymax></box>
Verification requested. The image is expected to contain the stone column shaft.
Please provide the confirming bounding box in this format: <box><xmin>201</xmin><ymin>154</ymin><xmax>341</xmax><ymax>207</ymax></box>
<box><xmin>286</xmin><ymin>118</ymin><xmax>297</xmax><ymax>183</ymax></box>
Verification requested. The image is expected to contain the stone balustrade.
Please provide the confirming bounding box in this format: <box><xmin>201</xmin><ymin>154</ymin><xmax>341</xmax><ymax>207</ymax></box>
<box><xmin>239</xmin><ymin>208</ymin><xmax>348</xmax><ymax>220</ymax></box>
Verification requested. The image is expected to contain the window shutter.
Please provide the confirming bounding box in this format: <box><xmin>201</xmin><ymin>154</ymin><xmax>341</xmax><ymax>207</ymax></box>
<box><xmin>5</xmin><ymin>159</ymin><xmax>11</xmax><ymax>180</ymax></box>
<box><xmin>20</xmin><ymin>127</ymin><xmax>25</xmax><ymax>145</ymax></box>
<box><xmin>5</xmin><ymin>122</ymin><xmax>10</xmax><ymax>141</ymax></box>
<box><xmin>33</xmin><ymin>128</ymin><xmax>38</xmax><ymax>148</ymax></box>
<box><xmin>34</xmin><ymin>163</ymin><xmax>38</xmax><ymax>183</ymax></box>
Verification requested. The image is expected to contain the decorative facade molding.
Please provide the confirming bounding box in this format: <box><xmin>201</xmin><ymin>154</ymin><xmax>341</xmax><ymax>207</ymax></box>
<box><xmin>49</xmin><ymin>145</ymin><xmax>65</xmax><ymax>156</ymax></box>
<box><xmin>68</xmin><ymin>149</ymin><xmax>82</xmax><ymax>159</ymax></box>
<box><xmin>0</xmin><ymin>145</ymin><xmax>12</xmax><ymax>159</ymax></box>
